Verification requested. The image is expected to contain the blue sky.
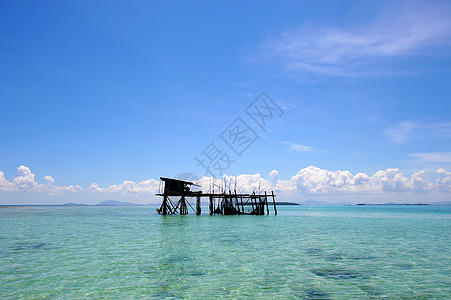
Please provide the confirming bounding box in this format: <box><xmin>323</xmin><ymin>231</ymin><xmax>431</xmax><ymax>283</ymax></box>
<box><xmin>1</xmin><ymin>0</ymin><xmax>450</xmax><ymax>204</ymax></box>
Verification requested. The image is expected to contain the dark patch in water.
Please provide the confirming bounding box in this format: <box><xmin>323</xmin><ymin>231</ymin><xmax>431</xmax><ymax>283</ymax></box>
<box><xmin>304</xmin><ymin>287</ymin><xmax>331</xmax><ymax>299</ymax></box>
<box><xmin>326</xmin><ymin>253</ymin><xmax>377</xmax><ymax>261</ymax></box>
<box><xmin>152</xmin><ymin>290</ymin><xmax>180</xmax><ymax>299</ymax></box>
<box><xmin>163</xmin><ymin>254</ymin><xmax>190</xmax><ymax>264</ymax></box>
<box><xmin>189</xmin><ymin>271</ymin><xmax>205</xmax><ymax>277</ymax></box>
<box><xmin>358</xmin><ymin>285</ymin><xmax>383</xmax><ymax>296</ymax></box>
<box><xmin>394</xmin><ymin>263</ymin><xmax>415</xmax><ymax>269</ymax></box>
<box><xmin>348</xmin><ymin>255</ymin><xmax>376</xmax><ymax>261</ymax></box>
<box><xmin>306</xmin><ymin>248</ymin><xmax>376</xmax><ymax>261</ymax></box>
<box><xmin>312</xmin><ymin>268</ymin><xmax>360</xmax><ymax>279</ymax></box>
<box><xmin>30</xmin><ymin>242</ymin><xmax>46</xmax><ymax>249</ymax></box>
<box><xmin>324</xmin><ymin>253</ymin><xmax>345</xmax><ymax>261</ymax></box>
<box><xmin>306</xmin><ymin>248</ymin><xmax>324</xmax><ymax>257</ymax></box>
<box><xmin>13</xmin><ymin>242</ymin><xmax>47</xmax><ymax>251</ymax></box>
<box><xmin>219</xmin><ymin>237</ymin><xmax>238</xmax><ymax>245</ymax></box>
<box><xmin>307</xmin><ymin>249</ymin><xmax>348</xmax><ymax>261</ymax></box>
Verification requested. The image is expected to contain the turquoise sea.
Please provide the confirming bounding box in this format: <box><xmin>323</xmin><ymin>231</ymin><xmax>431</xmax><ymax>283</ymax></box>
<box><xmin>0</xmin><ymin>205</ymin><xmax>450</xmax><ymax>299</ymax></box>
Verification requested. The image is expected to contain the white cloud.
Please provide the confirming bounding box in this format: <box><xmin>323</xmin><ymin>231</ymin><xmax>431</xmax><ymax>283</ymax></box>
<box><xmin>13</xmin><ymin>165</ymin><xmax>38</xmax><ymax>191</ymax></box>
<box><xmin>437</xmin><ymin>168</ymin><xmax>451</xmax><ymax>192</ymax></box>
<box><xmin>192</xmin><ymin>166</ymin><xmax>447</xmax><ymax>197</ymax></box>
<box><xmin>281</xmin><ymin>141</ymin><xmax>313</xmax><ymax>152</ymax></box>
<box><xmin>88</xmin><ymin>179</ymin><xmax>160</xmax><ymax>195</ymax></box>
<box><xmin>0</xmin><ymin>171</ymin><xmax>14</xmax><ymax>191</ymax></box>
<box><xmin>1</xmin><ymin>165</ymin><xmax>449</xmax><ymax>201</ymax></box>
<box><xmin>291</xmin><ymin>166</ymin><xmax>354</xmax><ymax>193</ymax></box>
<box><xmin>44</xmin><ymin>175</ymin><xmax>55</xmax><ymax>184</ymax></box>
<box><xmin>409</xmin><ymin>152</ymin><xmax>451</xmax><ymax>163</ymax></box>
<box><xmin>384</xmin><ymin>121</ymin><xmax>451</xmax><ymax>144</ymax></box>
<box><xmin>370</xmin><ymin>168</ymin><xmax>433</xmax><ymax>193</ymax></box>
<box><xmin>384</xmin><ymin>121</ymin><xmax>418</xmax><ymax>143</ymax></box>
<box><xmin>269</xmin><ymin>169</ymin><xmax>279</xmax><ymax>186</ymax></box>
<box><xmin>0</xmin><ymin>166</ymin><xmax>82</xmax><ymax>194</ymax></box>
<box><xmin>260</xmin><ymin>2</ymin><xmax>451</xmax><ymax>76</ymax></box>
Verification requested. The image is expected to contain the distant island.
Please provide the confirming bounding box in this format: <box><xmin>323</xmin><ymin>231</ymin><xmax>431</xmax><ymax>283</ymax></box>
<box><xmin>95</xmin><ymin>200</ymin><xmax>143</xmax><ymax>206</ymax></box>
<box><xmin>60</xmin><ymin>200</ymin><xmax>142</xmax><ymax>206</ymax></box>
<box><xmin>61</xmin><ymin>202</ymin><xmax>88</xmax><ymax>206</ymax></box>
<box><xmin>277</xmin><ymin>202</ymin><xmax>300</xmax><ymax>205</ymax></box>
<box><xmin>357</xmin><ymin>203</ymin><xmax>431</xmax><ymax>206</ymax></box>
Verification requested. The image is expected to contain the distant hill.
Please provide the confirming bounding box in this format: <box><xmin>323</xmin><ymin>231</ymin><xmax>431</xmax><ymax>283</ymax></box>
<box><xmin>61</xmin><ymin>202</ymin><xmax>88</xmax><ymax>206</ymax></box>
<box><xmin>357</xmin><ymin>203</ymin><xmax>431</xmax><ymax>206</ymax></box>
<box><xmin>96</xmin><ymin>200</ymin><xmax>141</xmax><ymax>206</ymax></box>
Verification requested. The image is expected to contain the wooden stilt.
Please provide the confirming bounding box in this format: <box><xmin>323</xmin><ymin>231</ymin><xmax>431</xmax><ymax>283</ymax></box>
<box><xmin>209</xmin><ymin>195</ymin><xmax>213</xmax><ymax>215</ymax></box>
<box><xmin>251</xmin><ymin>192</ymin><xmax>255</xmax><ymax>213</ymax></box>
<box><xmin>272</xmin><ymin>191</ymin><xmax>277</xmax><ymax>215</ymax></box>
<box><xmin>196</xmin><ymin>195</ymin><xmax>201</xmax><ymax>215</ymax></box>
<box><xmin>265</xmin><ymin>191</ymin><xmax>270</xmax><ymax>215</ymax></box>
<box><xmin>162</xmin><ymin>195</ymin><xmax>168</xmax><ymax>215</ymax></box>
<box><xmin>240</xmin><ymin>196</ymin><xmax>244</xmax><ymax>214</ymax></box>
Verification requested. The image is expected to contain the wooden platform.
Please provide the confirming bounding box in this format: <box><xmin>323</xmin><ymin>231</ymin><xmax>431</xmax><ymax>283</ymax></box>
<box><xmin>156</xmin><ymin>177</ymin><xmax>277</xmax><ymax>215</ymax></box>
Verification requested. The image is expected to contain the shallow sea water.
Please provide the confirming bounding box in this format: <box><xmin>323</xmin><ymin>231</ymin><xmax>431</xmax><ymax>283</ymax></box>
<box><xmin>0</xmin><ymin>205</ymin><xmax>450</xmax><ymax>299</ymax></box>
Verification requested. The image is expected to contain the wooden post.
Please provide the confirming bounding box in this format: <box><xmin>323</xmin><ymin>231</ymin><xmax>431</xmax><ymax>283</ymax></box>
<box><xmin>162</xmin><ymin>195</ymin><xmax>168</xmax><ymax>215</ymax></box>
<box><xmin>240</xmin><ymin>196</ymin><xmax>244</xmax><ymax>214</ymax></box>
<box><xmin>180</xmin><ymin>196</ymin><xmax>187</xmax><ymax>215</ymax></box>
<box><xmin>260</xmin><ymin>196</ymin><xmax>264</xmax><ymax>215</ymax></box>
<box><xmin>223</xmin><ymin>194</ymin><xmax>227</xmax><ymax>214</ymax></box>
<box><xmin>196</xmin><ymin>194</ymin><xmax>201</xmax><ymax>215</ymax></box>
<box><xmin>235</xmin><ymin>190</ymin><xmax>243</xmax><ymax>215</ymax></box>
<box><xmin>230</xmin><ymin>190</ymin><xmax>238</xmax><ymax>214</ymax></box>
<box><xmin>251</xmin><ymin>192</ymin><xmax>255</xmax><ymax>213</ymax></box>
<box><xmin>209</xmin><ymin>195</ymin><xmax>213</xmax><ymax>215</ymax></box>
<box><xmin>257</xmin><ymin>194</ymin><xmax>261</xmax><ymax>214</ymax></box>
<box><xmin>271</xmin><ymin>191</ymin><xmax>277</xmax><ymax>215</ymax></box>
<box><xmin>265</xmin><ymin>191</ymin><xmax>270</xmax><ymax>215</ymax></box>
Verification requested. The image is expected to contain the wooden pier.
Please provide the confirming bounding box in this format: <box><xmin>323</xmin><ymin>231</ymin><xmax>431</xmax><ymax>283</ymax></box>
<box><xmin>156</xmin><ymin>177</ymin><xmax>277</xmax><ymax>216</ymax></box>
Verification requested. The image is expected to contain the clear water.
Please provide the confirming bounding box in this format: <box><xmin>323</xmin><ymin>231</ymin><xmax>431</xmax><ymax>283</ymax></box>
<box><xmin>0</xmin><ymin>205</ymin><xmax>450</xmax><ymax>299</ymax></box>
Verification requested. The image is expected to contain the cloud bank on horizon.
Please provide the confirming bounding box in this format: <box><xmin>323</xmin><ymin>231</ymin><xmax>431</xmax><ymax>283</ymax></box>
<box><xmin>1</xmin><ymin>165</ymin><xmax>450</xmax><ymax>204</ymax></box>
<box><xmin>0</xmin><ymin>166</ymin><xmax>82</xmax><ymax>195</ymax></box>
